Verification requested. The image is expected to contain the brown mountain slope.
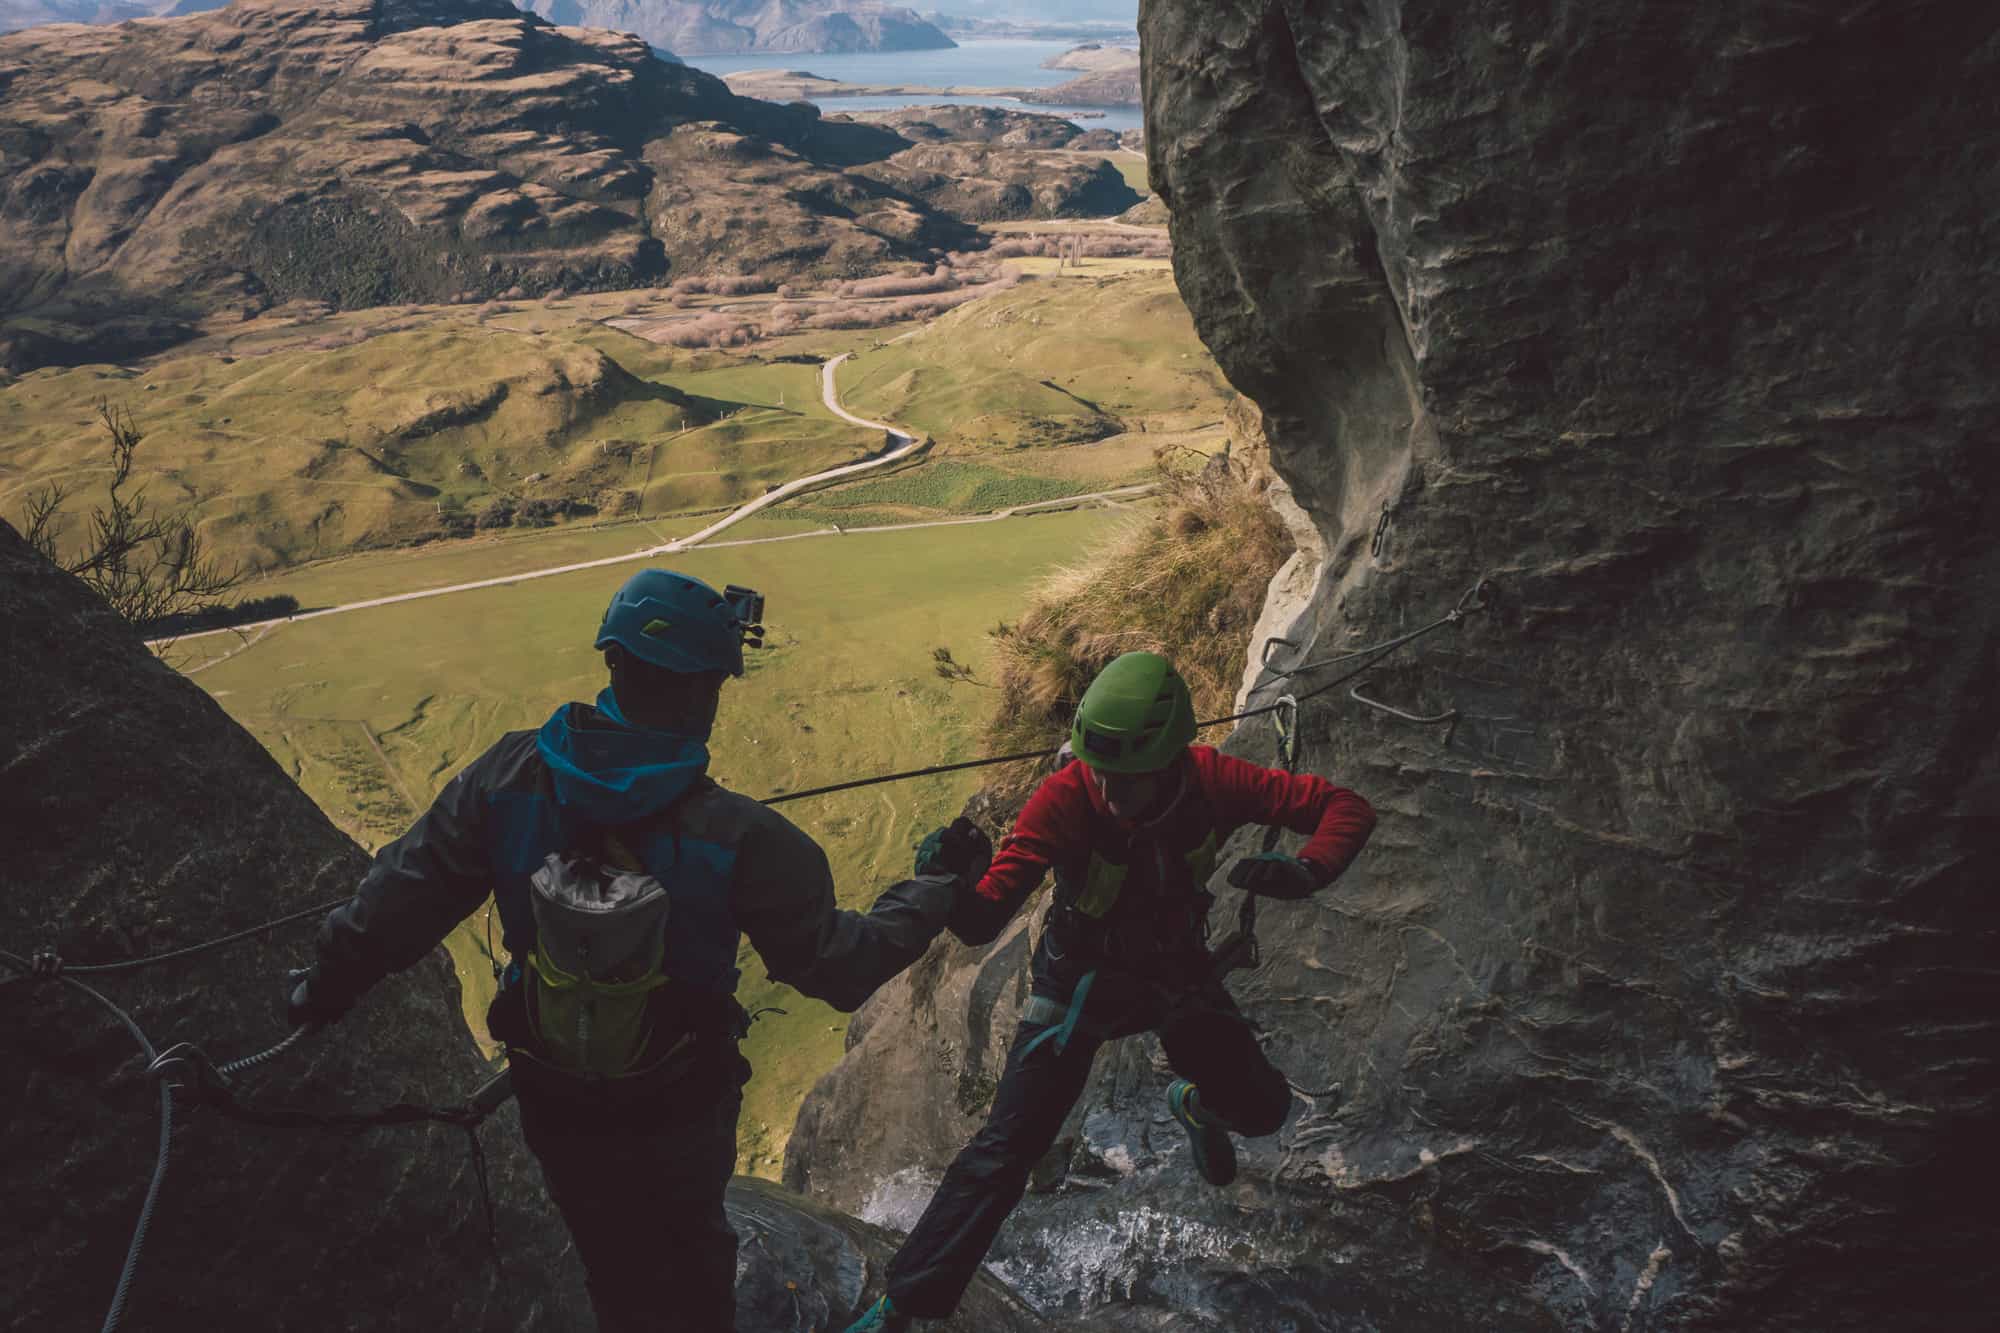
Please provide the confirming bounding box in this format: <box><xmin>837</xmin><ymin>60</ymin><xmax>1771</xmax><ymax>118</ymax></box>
<box><xmin>0</xmin><ymin>0</ymin><xmax>969</xmax><ymax>370</ymax></box>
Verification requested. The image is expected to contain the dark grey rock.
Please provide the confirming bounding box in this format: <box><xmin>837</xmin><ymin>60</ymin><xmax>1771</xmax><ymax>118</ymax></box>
<box><xmin>729</xmin><ymin>1175</ymin><xmax>1049</xmax><ymax>1332</ymax></box>
<box><xmin>785</xmin><ymin>2</ymin><xmax>2000</xmax><ymax>1329</ymax></box>
<box><xmin>0</xmin><ymin>519</ymin><xmax>583</xmax><ymax>1329</ymax></box>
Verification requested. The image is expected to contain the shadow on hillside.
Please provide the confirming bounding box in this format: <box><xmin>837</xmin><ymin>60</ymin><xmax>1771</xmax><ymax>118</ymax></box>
<box><xmin>0</xmin><ymin>278</ymin><xmax>208</xmax><ymax>375</ymax></box>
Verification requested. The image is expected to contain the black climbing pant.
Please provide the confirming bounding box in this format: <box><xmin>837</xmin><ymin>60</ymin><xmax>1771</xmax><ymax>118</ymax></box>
<box><xmin>517</xmin><ymin>1073</ymin><xmax>743</xmax><ymax>1333</ymax></box>
<box><xmin>883</xmin><ymin>975</ymin><xmax>1290</xmax><ymax>1319</ymax></box>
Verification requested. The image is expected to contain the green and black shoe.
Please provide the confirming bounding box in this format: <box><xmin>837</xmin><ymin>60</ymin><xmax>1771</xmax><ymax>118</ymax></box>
<box><xmin>1167</xmin><ymin>1078</ymin><xmax>1238</xmax><ymax>1187</ymax></box>
<box><xmin>845</xmin><ymin>1294</ymin><xmax>913</xmax><ymax>1332</ymax></box>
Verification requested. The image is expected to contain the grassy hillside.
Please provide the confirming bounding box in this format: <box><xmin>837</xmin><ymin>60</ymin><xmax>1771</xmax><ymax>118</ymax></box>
<box><xmin>836</xmin><ymin>271</ymin><xmax>1231</xmax><ymax>452</ymax></box>
<box><xmin>0</xmin><ymin>320</ymin><xmax>879</xmax><ymax>576</ymax></box>
<box><xmin>186</xmin><ymin>505</ymin><xmax>1123</xmax><ymax>1174</ymax></box>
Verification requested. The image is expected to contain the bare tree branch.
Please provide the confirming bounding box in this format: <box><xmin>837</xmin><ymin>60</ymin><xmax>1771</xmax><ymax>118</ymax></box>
<box><xmin>29</xmin><ymin>398</ymin><xmax>241</xmax><ymax>634</ymax></box>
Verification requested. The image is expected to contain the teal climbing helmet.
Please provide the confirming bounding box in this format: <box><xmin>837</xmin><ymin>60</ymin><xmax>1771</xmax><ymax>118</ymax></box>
<box><xmin>595</xmin><ymin>569</ymin><xmax>751</xmax><ymax>677</ymax></box>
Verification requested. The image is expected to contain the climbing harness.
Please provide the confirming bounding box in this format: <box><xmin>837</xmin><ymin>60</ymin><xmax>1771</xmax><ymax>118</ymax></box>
<box><xmin>1018</xmin><ymin>969</ymin><xmax>1099</xmax><ymax>1060</ymax></box>
<box><xmin>4</xmin><ymin>576</ymin><xmax>1494</xmax><ymax>1330</ymax></box>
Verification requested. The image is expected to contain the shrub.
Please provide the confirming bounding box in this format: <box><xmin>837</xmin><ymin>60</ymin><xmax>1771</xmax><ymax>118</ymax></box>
<box><xmin>23</xmin><ymin>401</ymin><xmax>239</xmax><ymax>630</ymax></box>
<box><xmin>515</xmin><ymin>497</ymin><xmax>567</xmax><ymax>528</ymax></box>
<box><xmin>844</xmin><ymin>269</ymin><xmax>960</xmax><ymax>298</ymax></box>
<box><xmin>658</xmin><ymin>313</ymin><xmax>759</xmax><ymax>348</ymax></box>
<box><xmin>476</xmin><ymin>498</ymin><xmax>516</xmax><ymax>529</ymax></box>
<box><xmin>974</xmin><ymin>456</ymin><xmax>1293</xmax><ymax>803</ymax></box>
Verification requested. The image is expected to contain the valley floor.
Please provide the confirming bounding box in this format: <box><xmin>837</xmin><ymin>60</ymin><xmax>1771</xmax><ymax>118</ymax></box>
<box><xmin>6</xmin><ymin>254</ymin><xmax>1236</xmax><ymax>1174</ymax></box>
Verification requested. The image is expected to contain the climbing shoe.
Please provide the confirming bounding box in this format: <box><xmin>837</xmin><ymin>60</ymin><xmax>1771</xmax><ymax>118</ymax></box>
<box><xmin>1167</xmin><ymin>1079</ymin><xmax>1238</xmax><ymax>1187</ymax></box>
<box><xmin>844</xmin><ymin>1294</ymin><xmax>913</xmax><ymax>1332</ymax></box>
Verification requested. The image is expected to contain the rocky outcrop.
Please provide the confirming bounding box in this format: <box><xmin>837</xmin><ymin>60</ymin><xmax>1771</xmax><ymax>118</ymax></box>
<box><xmin>0</xmin><ymin>0</ymin><xmax>971</xmax><ymax>371</ymax></box>
<box><xmin>858</xmin><ymin>142</ymin><xmax>1142</xmax><ymax>222</ymax></box>
<box><xmin>1021</xmin><ymin>65</ymin><xmax>1141</xmax><ymax>109</ymax></box>
<box><xmin>785</xmin><ymin>2</ymin><xmax>2000</xmax><ymax>1329</ymax></box>
<box><xmin>0</xmin><ymin>518</ymin><xmax>1056</xmax><ymax>1329</ymax></box>
<box><xmin>515</xmin><ymin>0</ymin><xmax>953</xmax><ymax>55</ymax></box>
<box><xmin>835</xmin><ymin>103</ymin><xmax>1102</xmax><ymax>149</ymax></box>
<box><xmin>1042</xmin><ymin>42</ymin><xmax>1141</xmax><ymax>74</ymax></box>
<box><xmin>0</xmin><ymin>516</ymin><xmax>582</xmax><ymax>1328</ymax></box>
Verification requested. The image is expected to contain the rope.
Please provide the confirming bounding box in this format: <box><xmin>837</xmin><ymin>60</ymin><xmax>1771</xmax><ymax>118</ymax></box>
<box><xmin>0</xmin><ymin>947</ymin><xmax>174</xmax><ymax>1333</ymax></box>
<box><xmin>214</xmin><ymin>1025</ymin><xmax>312</xmax><ymax>1079</ymax></box>
<box><xmin>101</xmin><ymin>1082</ymin><xmax>171</xmax><ymax>1333</ymax></box>
<box><xmin>23</xmin><ymin>581</ymin><xmax>1493</xmax><ymax>980</ymax></box>
<box><xmin>766</xmin><ymin>580</ymin><xmax>1487</xmax><ymax>805</ymax></box>
<box><xmin>49</xmin><ymin>898</ymin><xmax>351</xmax><ymax>978</ymax></box>
<box><xmin>2</xmin><ymin>945</ymin><xmax>510</xmax><ymax>1326</ymax></box>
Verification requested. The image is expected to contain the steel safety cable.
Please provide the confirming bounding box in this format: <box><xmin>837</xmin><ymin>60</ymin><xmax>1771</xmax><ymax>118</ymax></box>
<box><xmin>0</xmin><ymin>946</ymin><xmax>174</xmax><ymax>1333</ymax></box>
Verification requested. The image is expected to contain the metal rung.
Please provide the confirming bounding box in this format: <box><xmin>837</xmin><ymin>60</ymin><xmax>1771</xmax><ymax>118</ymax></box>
<box><xmin>1350</xmin><ymin>683</ymin><xmax>1457</xmax><ymax>726</ymax></box>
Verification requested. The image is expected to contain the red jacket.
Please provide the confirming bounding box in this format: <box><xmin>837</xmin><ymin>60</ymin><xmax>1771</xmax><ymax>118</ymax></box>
<box><xmin>960</xmin><ymin>746</ymin><xmax>1375</xmax><ymax>970</ymax></box>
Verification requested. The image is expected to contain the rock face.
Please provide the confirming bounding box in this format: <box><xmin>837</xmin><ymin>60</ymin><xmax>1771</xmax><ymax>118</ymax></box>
<box><xmin>0</xmin><ymin>518</ymin><xmax>1055</xmax><ymax>1329</ymax></box>
<box><xmin>516</xmin><ymin>0</ymin><xmax>953</xmax><ymax>55</ymax></box>
<box><xmin>0</xmin><ymin>516</ymin><xmax>582</xmax><ymax>1329</ymax></box>
<box><xmin>0</xmin><ymin>0</ymin><xmax>969</xmax><ymax>371</ymax></box>
<box><xmin>786</xmin><ymin>2</ymin><xmax>2000</xmax><ymax>1329</ymax></box>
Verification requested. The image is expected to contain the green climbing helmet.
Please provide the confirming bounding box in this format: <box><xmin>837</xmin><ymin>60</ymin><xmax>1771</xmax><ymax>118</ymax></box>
<box><xmin>1071</xmin><ymin>651</ymin><xmax>1198</xmax><ymax>774</ymax></box>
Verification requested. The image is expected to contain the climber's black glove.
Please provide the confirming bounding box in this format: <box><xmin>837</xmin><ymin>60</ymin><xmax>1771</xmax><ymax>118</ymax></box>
<box><xmin>286</xmin><ymin>966</ymin><xmax>355</xmax><ymax>1028</ymax></box>
<box><xmin>1226</xmin><ymin>852</ymin><xmax>1320</xmax><ymax>900</ymax></box>
<box><xmin>914</xmin><ymin>816</ymin><xmax>993</xmax><ymax>886</ymax></box>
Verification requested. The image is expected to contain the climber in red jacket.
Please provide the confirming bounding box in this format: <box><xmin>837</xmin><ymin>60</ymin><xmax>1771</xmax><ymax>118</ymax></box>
<box><xmin>845</xmin><ymin>651</ymin><xmax>1377</xmax><ymax>1331</ymax></box>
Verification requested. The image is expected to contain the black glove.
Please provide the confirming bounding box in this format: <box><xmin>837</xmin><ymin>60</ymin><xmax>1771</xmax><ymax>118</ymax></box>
<box><xmin>914</xmin><ymin>817</ymin><xmax>993</xmax><ymax>885</ymax></box>
<box><xmin>1226</xmin><ymin>853</ymin><xmax>1320</xmax><ymax>900</ymax></box>
<box><xmin>286</xmin><ymin>966</ymin><xmax>355</xmax><ymax>1028</ymax></box>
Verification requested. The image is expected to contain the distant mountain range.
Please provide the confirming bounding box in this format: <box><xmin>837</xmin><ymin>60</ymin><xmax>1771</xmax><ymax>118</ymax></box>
<box><xmin>0</xmin><ymin>0</ymin><xmax>221</xmax><ymax>32</ymax></box>
<box><xmin>0</xmin><ymin>1</ymin><xmax>956</xmax><ymax>53</ymax></box>
<box><xmin>514</xmin><ymin>1</ymin><xmax>952</xmax><ymax>54</ymax></box>
<box><xmin>0</xmin><ymin>0</ymin><xmax>1141</xmax><ymax>371</ymax></box>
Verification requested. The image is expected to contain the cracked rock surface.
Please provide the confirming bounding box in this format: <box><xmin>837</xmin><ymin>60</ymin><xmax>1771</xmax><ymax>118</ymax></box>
<box><xmin>786</xmin><ymin>2</ymin><xmax>2000</xmax><ymax>1329</ymax></box>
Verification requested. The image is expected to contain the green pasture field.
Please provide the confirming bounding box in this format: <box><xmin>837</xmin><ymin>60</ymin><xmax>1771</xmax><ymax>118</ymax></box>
<box><xmin>1106</xmin><ymin>150</ymin><xmax>1151</xmax><ymax>196</ymax></box>
<box><xmin>789</xmin><ymin>458</ymin><xmax>1091</xmax><ymax>514</ymax></box>
<box><xmin>187</xmin><ymin>505</ymin><xmax>1124</xmax><ymax>1175</ymax></box>
<box><xmin>163</xmin><ymin>512</ymin><xmax>831</xmax><ymax>658</ymax></box>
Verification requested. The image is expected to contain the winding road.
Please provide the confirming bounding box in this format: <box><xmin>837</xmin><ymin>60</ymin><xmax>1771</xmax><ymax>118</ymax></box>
<box><xmin>650</xmin><ymin>355</ymin><xmax>923</xmax><ymax>553</ymax></box>
<box><xmin>149</xmin><ymin>356</ymin><xmax>1149</xmax><ymax>649</ymax></box>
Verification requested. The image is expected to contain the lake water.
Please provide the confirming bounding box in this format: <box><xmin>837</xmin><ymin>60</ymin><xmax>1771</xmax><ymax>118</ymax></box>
<box><xmin>686</xmin><ymin>39</ymin><xmax>1144</xmax><ymax>135</ymax></box>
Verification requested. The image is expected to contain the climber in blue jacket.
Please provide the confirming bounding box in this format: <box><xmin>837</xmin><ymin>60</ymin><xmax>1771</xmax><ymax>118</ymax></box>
<box><xmin>288</xmin><ymin>568</ymin><xmax>990</xmax><ymax>1333</ymax></box>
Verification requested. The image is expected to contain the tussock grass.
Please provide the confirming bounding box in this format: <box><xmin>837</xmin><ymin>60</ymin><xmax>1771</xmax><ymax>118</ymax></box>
<box><xmin>978</xmin><ymin>457</ymin><xmax>1294</xmax><ymax>802</ymax></box>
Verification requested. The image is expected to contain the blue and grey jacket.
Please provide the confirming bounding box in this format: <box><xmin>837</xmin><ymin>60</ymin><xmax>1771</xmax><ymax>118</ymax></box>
<box><xmin>312</xmin><ymin>690</ymin><xmax>954</xmax><ymax>1018</ymax></box>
